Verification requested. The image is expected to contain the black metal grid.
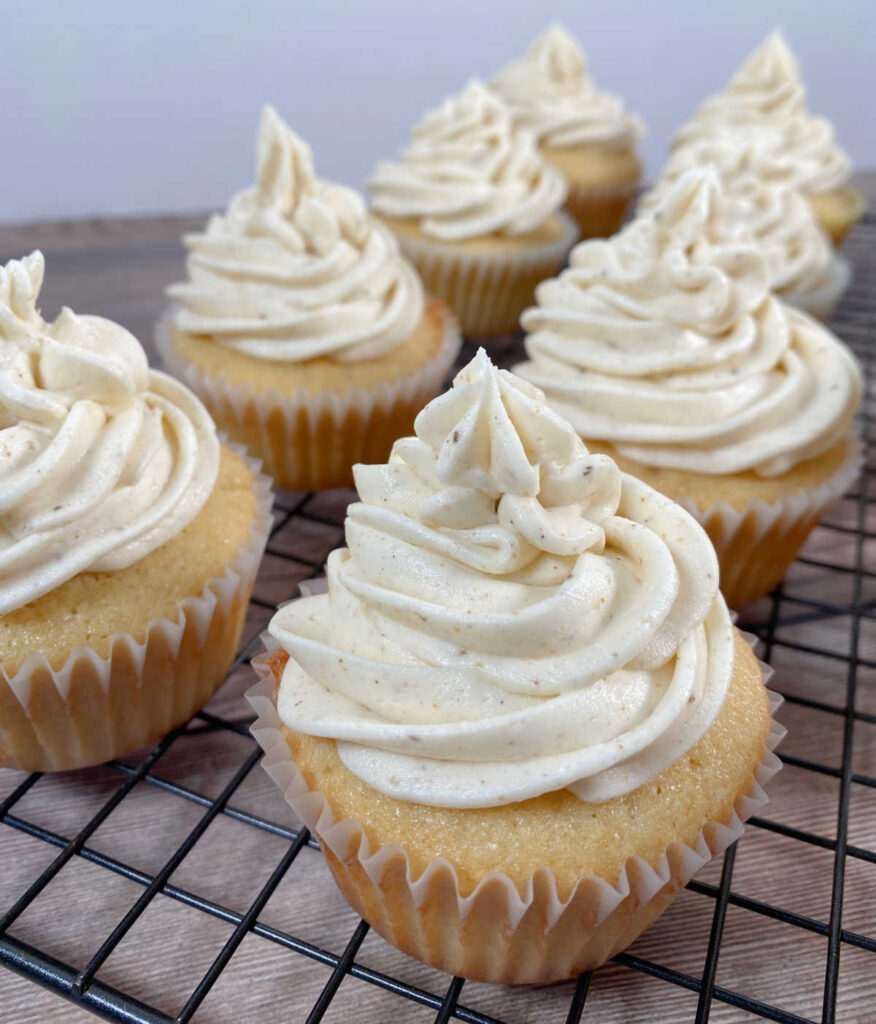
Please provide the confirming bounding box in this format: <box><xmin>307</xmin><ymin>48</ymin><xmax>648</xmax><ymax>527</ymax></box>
<box><xmin>1</xmin><ymin>217</ymin><xmax>874</xmax><ymax>1024</ymax></box>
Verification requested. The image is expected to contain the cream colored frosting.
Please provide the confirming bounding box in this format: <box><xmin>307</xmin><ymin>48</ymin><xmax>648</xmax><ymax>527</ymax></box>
<box><xmin>641</xmin><ymin>137</ymin><xmax>847</xmax><ymax>302</ymax></box>
<box><xmin>673</xmin><ymin>30</ymin><xmax>850</xmax><ymax>194</ymax></box>
<box><xmin>369</xmin><ymin>81</ymin><xmax>568</xmax><ymax>241</ymax></box>
<box><xmin>169</xmin><ymin>106</ymin><xmax>423</xmax><ymax>363</ymax></box>
<box><xmin>270</xmin><ymin>349</ymin><xmax>733</xmax><ymax>809</ymax></box>
<box><xmin>517</xmin><ymin>170</ymin><xmax>862</xmax><ymax>477</ymax></box>
<box><xmin>0</xmin><ymin>251</ymin><xmax>220</xmax><ymax>616</ymax></box>
<box><xmin>490</xmin><ymin>24</ymin><xmax>644</xmax><ymax>150</ymax></box>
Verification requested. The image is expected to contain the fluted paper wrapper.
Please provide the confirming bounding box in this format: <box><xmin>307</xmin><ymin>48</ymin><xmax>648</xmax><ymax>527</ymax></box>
<box><xmin>564</xmin><ymin>178</ymin><xmax>640</xmax><ymax>240</ymax></box>
<box><xmin>0</xmin><ymin>447</ymin><xmax>273</xmax><ymax>773</ymax></box>
<box><xmin>679</xmin><ymin>431</ymin><xmax>863</xmax><ymax>609</ymax></box>
<box><xmin>156</xmin><ymin>309</ymin><xmax>462</xmax><ymax>491</ymax></box>
<box><xmin>247</xmin><ymin>628</ymin><xmax>783</xmax><ymax>984</ymax></box>
<box><xmin>783</xmin><ymin>255</ymin><xmax>852</xmax><ymax>322</ymax></box>
<box><xmin>392</xmin><ymin>213</ymin><xmax>578</xmax><ymax>338</ymax></box>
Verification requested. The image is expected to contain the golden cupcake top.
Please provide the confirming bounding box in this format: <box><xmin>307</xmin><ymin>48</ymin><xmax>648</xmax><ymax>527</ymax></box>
<box><xmin>673</xmin><ymin>30</ymin><xmax>851</xmax><ymax>194</ymax></box>
<box><xmin>169</xmin><ymin>106</ymin><xmax>424</xmax><ymax>363</ymax></box>
<box><xmin>0</xmin><ymin>251</ymin><xmax>219</xmax><ymax>615</ymax></box>
<box><xmin>269</xmin><ymin>348</ymin><xmax>734</xmax><ymax>809</ymax></box>
<box><xmin>516</xmin><ymin>169</ymin><xmax>862</xmax><ymax>477</ymax></box>
<box><xmin>369</xmin><ymin>80</ymin><xmax>568</xmax><ymax>241</ymax></box>
<box><xmin>490</xmin><ymin>24</ymin><xmax>644</xmax><ymax>150</ymax></box>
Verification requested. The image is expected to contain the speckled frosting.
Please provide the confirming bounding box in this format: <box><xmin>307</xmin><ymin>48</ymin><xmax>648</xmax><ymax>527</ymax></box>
<box><xmin>517</xmin><ymin>170</ymin><xmax>862</xmax><ymax>477</ymax></box>
<box><xmin>0</xmin><ymin>251</ymin><xmax>219</xmax><ymax>616</ymax></box>
<box><xmin>269</xmin><ymin>349</ymin><xmax>733</xmax><ymax>809</ymax></box>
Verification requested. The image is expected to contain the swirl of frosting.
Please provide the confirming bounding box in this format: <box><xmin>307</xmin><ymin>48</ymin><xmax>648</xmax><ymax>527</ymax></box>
<box><xmin>673</xmin><ymin>31</ymin><xmax>850</xmax><ymax>193</ymax></box>
<box><xmin>168</xmin><ymin>106</ymin><xmax>423</xmax><ymax>363</ymax></box>
<box><xmin>0</xmin><ymin>251</ymin><xmax>220</xmax><ymax>616</ymax></box>
<box><xmin>740</xmin><ymin>120</ymin><xmax>852</xmax><ymax>196</ymax></box>
<box><xmin>490</xmin><ymin>24</ymin><xmax>644</xmax><ymax>149</ymax></box>
<box><xmin>269</xmin><ymin>348</ymin><xmax>733</xmax><ymax>808</ymax></box>
<box><xmin>516</xmin><ymin>170</ymin><xmax>862</xmax><ymax>477</ymax></box>
<box><xmin>369</xmin><ymin>81</ymin><xmax>567</xmax><ymax>241</ymax></box>
<box><xmin>641</xmin><ymin>136</ymin><xmax>845</xmax><ymax>300</ymax></box>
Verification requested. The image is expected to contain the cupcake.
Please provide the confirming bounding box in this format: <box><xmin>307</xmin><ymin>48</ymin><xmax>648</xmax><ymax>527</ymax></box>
<box><xmin>160</xmin><ymin>106</ymin><xmax>461</xmax><ymax>492</ymax></box>
<box><xmin>672</xmin><ymin>30</ymin><xmax>865</xmax><ymax>245</ymax></box>
<box><xmin>516</xmin><ymin>170</ymin><xmax>863</xmax><ymax>609</ymax></box>
<box><xmin>0</xmin><ymin>252</ymin><xmax>272</xmax><ymax>772</ymax></box>
<box><xmin>640</xmin><ymin>136</ymin><xmax>851</xmax><ymax>320</ymax></box>
<box><xmin>490</xmin><ymin>23</ymin><xmax>645</xmax><ymax>239</ymax></box>
<box><xmin>248</xmin><ymin>349</ymin><xmax>781</xmax><ymax>983</ymax></box>
<box><xmin>369</xmin><ymin>81</ymin><xmax>578</xmax><ymax>337</ymax></box>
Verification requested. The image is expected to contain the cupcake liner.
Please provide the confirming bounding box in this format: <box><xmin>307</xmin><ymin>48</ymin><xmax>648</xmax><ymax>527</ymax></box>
<box><xmin>392</xmin><ymin>213</ymin><xmax>579</xmax><ymax>338</ymax></box>
<box><xmin>677</xmin><ymin>430</ymin><xmax>864</xmax><ymax>609</ymax></box>
<box><xmin>247</xmin><ymin>627</ymin><xmax>783</xmax><ymax>984</ymax></box>
<box><xmin>0</xmin><ymin>445</ymin><xmax>273</xmax><ymax>773</ymax></box>
<box><xmin>564</xmin><ymin>178</ymin><xmax>640</xmax><ymax>240</ymax></box>
<box><xmin>156</xmin><ymin>309</ymin><xmax>462</xmax><ymax>492</ymax></box>
<box><xmin>782</xmin><ymin>254</ymin><xmax>852</xmax><ymax>322</ymax></box>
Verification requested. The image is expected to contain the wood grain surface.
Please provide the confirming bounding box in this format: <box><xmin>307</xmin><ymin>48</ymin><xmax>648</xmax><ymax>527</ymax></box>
<box><xmin>0</xmin><ymin>185</ymin><xmax>874</xmax><ymax>1024</ymax></box>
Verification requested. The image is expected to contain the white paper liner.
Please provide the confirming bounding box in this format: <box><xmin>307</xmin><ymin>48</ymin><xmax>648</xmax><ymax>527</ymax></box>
<box><xmin>156</xmin><ymin>306</ymin><xmax>462</xmax><ymax>490</ymax></box>
<box><xmin>246</xmin><ymin>625</ymin><xmax>783</xmax><ymax>981</ymax></box>
<box><xmin>677</xmin><ymin>429</ymin><xmax>863</xmax><ymax>608</ymax></box>
<box><xmin>0</xmin><ymin>444</ymin><xmax>273</xmax><ymax>772</ymax></box>
<box><xmin>389</xmin><ymin>212</ymin><xmax>579</xmax><ymax>338</ymax></box>
<box><xmin>783</xmin><ymin>254</ymin><xmax>852</xmax><ymax>322</ymax></box>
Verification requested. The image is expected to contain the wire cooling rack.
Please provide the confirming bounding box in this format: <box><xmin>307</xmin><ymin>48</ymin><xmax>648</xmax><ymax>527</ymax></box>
<box><xmin>1</xmin><ymin>220</ymin><xmax>874</xmax><ymax>1024</ymax></box>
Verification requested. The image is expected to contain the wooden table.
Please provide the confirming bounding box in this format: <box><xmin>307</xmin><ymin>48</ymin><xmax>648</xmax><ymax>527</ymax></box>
<box><xmin>0</xmin><ymin>197</ymin><xmax>874</xmax><ymax>1024</ymax></box>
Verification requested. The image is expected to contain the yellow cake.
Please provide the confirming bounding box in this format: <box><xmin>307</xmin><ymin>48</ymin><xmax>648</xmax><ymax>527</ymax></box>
<box><xmin>807</xmin><ymin>185</ymin><xmax>868</xmax><ymax>246</ymax></box>
<box><xmin>269</xmin><ymin>632</ymin><xmax>768</xmax><ymax>981</ymax></box>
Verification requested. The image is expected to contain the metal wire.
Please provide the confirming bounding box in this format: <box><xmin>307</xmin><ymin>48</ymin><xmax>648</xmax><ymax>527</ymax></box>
<box><xmin>1</xmin><ymin>216</ymin><xmax>874</xmax><ymax>1023</ymax></box>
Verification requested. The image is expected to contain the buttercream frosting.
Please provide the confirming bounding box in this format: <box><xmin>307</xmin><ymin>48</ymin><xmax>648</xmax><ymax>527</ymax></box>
<box><xmin>270</xmin><ymin>348</ymin><xmax>734</xmax><ymax>809</ymax></box>
<box><xmin>369</xmin><ymin>81</ymin><xmax>567</xmax><ymax>241</ymax></box>
<box><xmin>169</xmin><ymin>106</ymin><xmax>424</xmax><ymax>363</ymax></box>
<box><xmin>641</xmin><ymin>136</ymin><xmax>846</xmax><ymax>301</ymax></box>
<box><xmin>490</xmin><ymin>24</ymin><xmax>644</xmax><ymax>149</ymax></box>
<box><xmin>0</xmin><ymin>251</ymin><xmax>219</xmax><ymax>616</ymax></box>
<box><xmin>517</xmin><ymin>169</ymin><xmax>862</xmax><ymax>477</ymax></box>
<box><xmin>673</xmin><ymin>31</ymin><xmax>850</xmax><ymax>194</ymax></box>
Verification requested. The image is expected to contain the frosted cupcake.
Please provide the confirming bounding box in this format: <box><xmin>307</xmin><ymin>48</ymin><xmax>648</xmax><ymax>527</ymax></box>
<box><xmin>369</xmin><ymin>81</ymin><xmax>578</xmax><ymax>337</ymax></box>
<box><xmin>0</xmin><ymin>252</ymin><xmax>272</xmax><ymax>772</ymax></box>
<box><xmin>673</xmin><ymin>30</ymin><xmax>865</xmax><ymax>244</ymax></box>
<box><xmin>517</xmin><ymin>170</ymin><xmax>863</xmax><ymax>609</ymax></box>
<box><xmin>160</xmin><ymin>106</ymin><xmax>461</xmax><ymax>491</ymax></box>
<box><xmin>641</xmin><ymin>136</ymin><xmax>851</xmax><ymax>320</ymax></box>
<box><xmin>491</xmin><ymin>24</ymin><xmax>644</xmax><ymax>238</ymax></box>
<box><xmin>248</xmin><ymin>349</ymin><xmax>780</xmax><ymax>983</ymax></box>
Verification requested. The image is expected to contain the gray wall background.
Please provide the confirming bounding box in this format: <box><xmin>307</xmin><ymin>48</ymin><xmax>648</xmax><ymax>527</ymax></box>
<box><xmin>2</xmin><ymin>0</ymin><xmax>873</xmax><ymax>224</ymax></box>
